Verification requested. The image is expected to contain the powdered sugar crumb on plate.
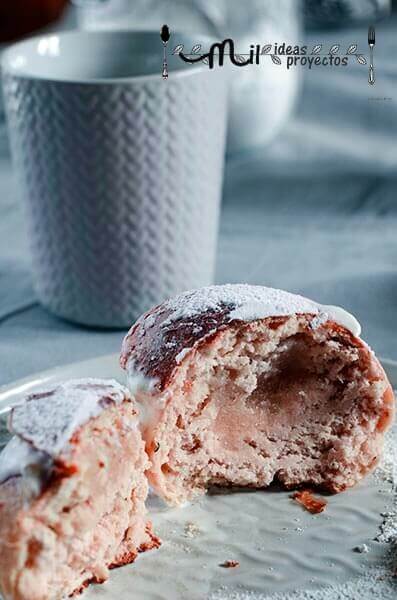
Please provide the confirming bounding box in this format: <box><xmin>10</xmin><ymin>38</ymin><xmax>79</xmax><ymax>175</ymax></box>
<box><xmin>374</xmin><ymin>422</ymin><xmax>397</xmax><ymax>544</ymax></box>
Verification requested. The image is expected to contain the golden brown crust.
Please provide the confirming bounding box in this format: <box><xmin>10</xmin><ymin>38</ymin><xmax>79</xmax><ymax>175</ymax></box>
<box><xmin>108</xmin><ymin>523</ymin><xmax>161</xmax><ymax>570</ymax></box>
<box><xmin>70</xmin><ymin>575</ymin><xmax>107</xmax><ymax>597</ymax></box>
<box><xmin>71</xmin><ymin>527</ymin><xmax>162</xmax><ymax>596</ymax></box>
<box><xmin>108</xmin><ymin>550</ymin><xmax>138</xmax><ymax>570</ymax></box>
<box><xmin>120</xmin><ymin>302</ymin><xmax>232</xmax><ymax>391</ymax></box>
<box><xmin>139</xmin><ymin>522</ymin><xmax>162</xmax><ymax>553</ymax></box>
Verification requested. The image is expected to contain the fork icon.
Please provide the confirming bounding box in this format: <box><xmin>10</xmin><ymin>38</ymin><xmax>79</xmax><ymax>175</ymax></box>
<box><xmin>368</xmin><ymin>25</ymin><xmax>375</xmax><ymax>85</ymax></box>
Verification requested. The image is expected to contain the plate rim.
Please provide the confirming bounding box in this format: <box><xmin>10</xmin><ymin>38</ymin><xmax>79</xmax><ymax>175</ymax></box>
<box><xmin>0</xmin><ymin>352</ymin><xmax>123</xmax><ymax>413</ymax></box>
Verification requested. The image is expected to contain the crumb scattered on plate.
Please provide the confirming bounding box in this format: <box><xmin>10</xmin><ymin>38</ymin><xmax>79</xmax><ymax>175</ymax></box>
<box><xmin>354</xmin><ymin>543</ymin><xmax>370</xmax><ymax>553</ymax></box>
<box><xmin>292</xmin><ymin>489</ymin><xmax>327</xmax><ymax>514</ymax></box>
<box><xmin>184</xmin><ymin>521</ymin><xmax>201</xmax><ymax>538</ymax></box>
<box><xmin>220</xmin><ymin>560</ymin><xmax>239</xmax><ymax>569</ymax></box>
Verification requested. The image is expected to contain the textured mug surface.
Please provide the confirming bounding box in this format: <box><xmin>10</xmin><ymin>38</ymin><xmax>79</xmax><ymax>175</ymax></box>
<box><xmin>2</xmin><ymin>31</ymin><xmax>228</xmax><ymax>327</ymax></box>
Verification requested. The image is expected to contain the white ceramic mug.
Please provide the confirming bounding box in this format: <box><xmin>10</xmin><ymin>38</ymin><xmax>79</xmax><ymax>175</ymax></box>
<box><xmin>2</xmin><ymin>31</ymin><xmax>228</xmax><ymax>327</ymax></box>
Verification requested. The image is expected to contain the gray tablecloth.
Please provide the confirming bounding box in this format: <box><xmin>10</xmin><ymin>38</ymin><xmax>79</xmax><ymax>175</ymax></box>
<box><xmin>0</xmin><ymin>15</ymin><xmax>396</xmax><ymax>386</ymax></box>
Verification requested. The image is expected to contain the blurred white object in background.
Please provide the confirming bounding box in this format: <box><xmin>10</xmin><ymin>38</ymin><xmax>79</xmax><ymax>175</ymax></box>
<box><xmin>304</xmin><ymin>0</ymin><xmax>390</xmax><ymax>27</ymax></box>
<box><xmin>224</xmin><ymin>1</ymin><xmax>301</xmax><ymax>154</ymax></box>
<box><xmin>73</xmin><ymin>0</ymin><xmax>302</xmax><ymax>155</ymax></box>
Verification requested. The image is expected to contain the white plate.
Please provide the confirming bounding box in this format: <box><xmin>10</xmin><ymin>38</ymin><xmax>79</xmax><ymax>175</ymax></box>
<box><xmin>0</xmin><ymin>354</ymin><xmax>395</xmax><ymax>600</ymax></box>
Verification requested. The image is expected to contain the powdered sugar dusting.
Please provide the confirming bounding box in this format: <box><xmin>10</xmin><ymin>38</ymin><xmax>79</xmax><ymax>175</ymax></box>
<box><xmin>163</xmin><ymin>285</ymin><xmax>320</xmax><ymax>324</ymax></box>
<box><xmin>127</xmin><ymin>366</ymin><xmax>158</xmax><ymax>394</ymax></box>
<box><xmin>374</xmin><ymin>423</ymin><xmax>397</xmax><ymax>544</ymax></box>
<box><xmin>209</xmin><ymin>565</ymin><xmax>397</xmax><ymax>600</ymax></box>
<box><xmin>175</xmin><ymin>348</ymin><xmax>192</xmax><ymax>364</ymax></box>
<box><xmin>9</xmin><ymin>378</ymin><xmax>129</xmax><ymax>457</ymax></box>
<box><xmin>309</xmin><ymin>312</ymin><xmax>329</xmax><ymax>330</ymax></box>
<box><xmin>157</xmin><ymin>285</ymin><xmax>360</xmax><ymax>337</ymax></box>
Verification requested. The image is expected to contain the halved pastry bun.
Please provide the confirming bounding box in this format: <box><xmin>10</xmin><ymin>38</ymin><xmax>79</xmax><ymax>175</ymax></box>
<box><xmin>121</xmin><ymin>285</ymin><xmax>394</xmax><ymax>506</ymax></box>
<box><xmin>0</xmin><ymin>379</ymin><xmax>160</xmax><ymax>600</ymax></box>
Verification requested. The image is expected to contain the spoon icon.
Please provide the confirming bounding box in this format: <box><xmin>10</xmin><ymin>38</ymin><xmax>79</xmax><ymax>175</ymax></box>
<box><xmin>160</xmin><ymin>24</ymin><xmax>170</xmax><ymax>80</ymax></box>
